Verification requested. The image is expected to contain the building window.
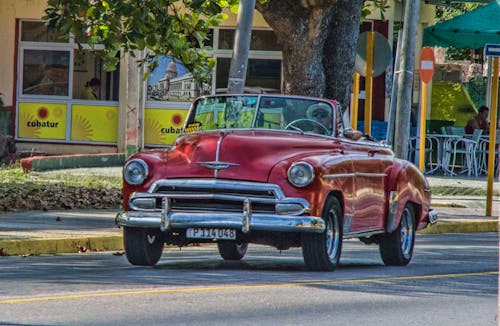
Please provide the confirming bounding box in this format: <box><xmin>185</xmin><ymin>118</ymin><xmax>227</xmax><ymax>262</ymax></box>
<box><xmin>20</xmin><ymin>21</ymin><xmax>69</xmax><ymax>43</ymax></box>
<box><xmin>22</xmin><ymin>49</ymin><xmax>70</xmax><ymax>96</ymax></box>
<box><xmin>215</xmin><ymin>58</ymin><xmax>281</xmax><ymax>92</ymax></box>
<box><xmin>218</xmin><ymin>29</ymin><xmax>282</xmax><ymax>51</ymax></box>
<box><xmin>72</xmin><ymin>50</ymin><xmax>120</xmax><ymax>101</ymax></box>
<box><xmin>18</xmin><ymin>19</ymin><xmax>119</xmax><ymax>101</ymax></box>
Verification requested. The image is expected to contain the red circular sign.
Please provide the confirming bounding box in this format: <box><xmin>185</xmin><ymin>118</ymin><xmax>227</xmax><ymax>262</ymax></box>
<box><xmin>38</xmin><ymin>107</ymin><xmax>49</xmax><ymax>119</ymax></box>
<box><xmin>419</xmin><ymin>46</ymin><xmax>435</xmax><ymax>84</ymax></box>
<box><xmin>172</xmin><ymin>114</ymin><xmax>182</xmax><ymax>126</ymax></box>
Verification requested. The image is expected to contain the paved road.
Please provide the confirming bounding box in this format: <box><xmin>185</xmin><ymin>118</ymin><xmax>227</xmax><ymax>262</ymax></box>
<box><xmin>1</xmin><ymin>233</ymin><xmax>497</xmax><ymax>325</ymax></box>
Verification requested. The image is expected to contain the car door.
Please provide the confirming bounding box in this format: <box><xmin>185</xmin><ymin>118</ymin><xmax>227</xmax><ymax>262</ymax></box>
<box><xmin>349</xmin><ymin>146</ymin><xmax>388</xmax><ymax>233</ymax></box>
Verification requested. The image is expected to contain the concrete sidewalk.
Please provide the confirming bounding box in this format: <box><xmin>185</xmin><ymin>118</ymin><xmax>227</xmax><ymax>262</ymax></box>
<box><xmin>0</xmin><ymin>209</ymin><xmax>122</xmax><ymax>256</ymax></box>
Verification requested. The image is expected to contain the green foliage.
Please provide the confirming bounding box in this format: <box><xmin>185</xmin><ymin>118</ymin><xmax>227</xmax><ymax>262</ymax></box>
<box><xmin>362</xmin><ymin>0</ymin><xmax>390</xmax><ymax>21</ymax></box>
<box><xmin>435</xmin><ymin>3</ymin><xmax>482</xmax><ymax>61</ymax></box>
<box><xmin>432</xmin><ymin>186</ymin><xmax>497</xmax><ymax>197</ymax></box>
<box><xmin>435</xmin><ymin>3</ymin><xmax>480</xmax><ymax>22</ymax></box>
<box><xmin>0</xmin><ymin>165</ymin><xmax>121</xmax><ymax>189</ymax></box>
<box><xmin>0</xmin><ymin>165</ymin><xmax>122</xmax><ymax>211</ymax></box>
<box><xmin>464</xmin><ymin>77</ymin><xmax>487</xmax><ymax>108</ymax></box>
<box><xmin>431</xmin><ymin>81</ymin><xmax>476</xmax><ymax>126</ymax></box>
<box><xmin>44</xmin><ymin>0</ymin><xmax>239</xmax><ymax>84</ymax></box>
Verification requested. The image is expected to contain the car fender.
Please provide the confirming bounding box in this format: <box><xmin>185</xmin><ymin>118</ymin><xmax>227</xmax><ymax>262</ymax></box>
<box><xmin>384</xmin><ymin>160</ymin><xmax>431</xmax><ymax>233</ymax></box>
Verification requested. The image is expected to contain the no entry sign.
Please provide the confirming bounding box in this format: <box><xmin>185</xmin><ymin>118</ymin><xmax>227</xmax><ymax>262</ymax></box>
<box><xmin>419</xmin><ymin>46</ymin><xmax>435</xmax><ymax>84</ymax></box>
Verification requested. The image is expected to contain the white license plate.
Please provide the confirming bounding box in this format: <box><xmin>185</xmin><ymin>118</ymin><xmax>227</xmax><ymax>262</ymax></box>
<box><xmin>186</xmin><ymin>228</ymin><xmax>236</xmax><ymax>240</ymax></box>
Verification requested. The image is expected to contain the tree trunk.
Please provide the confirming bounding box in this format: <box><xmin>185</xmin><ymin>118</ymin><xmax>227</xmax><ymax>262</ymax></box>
<box><xmin>256</xmin><ymin>0</ymin><xmax>362</xmax><ymax>109</ymax></box>
<box><xmin>324</xmin><ymin>0</ymin><xmax>363</xmax><ymax>108</ymax></box>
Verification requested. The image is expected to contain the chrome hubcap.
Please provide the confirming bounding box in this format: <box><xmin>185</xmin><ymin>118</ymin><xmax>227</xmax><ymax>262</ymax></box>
<box><xmin>326</xmin><ymin>209</ymin><xmax>340</xmax><ymax>260</ymax></box>
<box><xmin>400</xmin><ymin>208</ymin><xmax>414</xmax><ymax>258</ymax></box>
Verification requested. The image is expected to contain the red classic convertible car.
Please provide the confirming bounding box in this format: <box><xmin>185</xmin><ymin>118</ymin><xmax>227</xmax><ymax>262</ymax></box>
<box><xmin>116</xmin><ymin>94</ymin><xmax>437</xmax><ymax>271</ymax></box>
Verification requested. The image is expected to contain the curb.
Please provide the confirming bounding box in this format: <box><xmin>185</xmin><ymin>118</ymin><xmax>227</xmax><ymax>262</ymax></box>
<box><xmin>20</xmin><ymin>153</ymin><xmax>125</xmax><ymax>172</ymax></box>
<box><xmin>418</xmin><ymin>220</ymin><xmax>498</xmax><ymax>234</ymax></box>
<box><xmin>0</xmin><ymin>236</ymin><xmax>123</xmax><ymax>256</ymax></box>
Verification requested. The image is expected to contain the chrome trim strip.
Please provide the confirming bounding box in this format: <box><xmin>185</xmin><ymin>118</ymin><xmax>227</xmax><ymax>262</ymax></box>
<box><xmin>214</xmin><ymin>133</ymin><xmax>224</xmax><ymax>178</ymax></box>
<box><xmin>148</xmin><ymin>179</ymin><xmax>285</xmax><ymax>199</ymax></box>
<box><xmin>323</xmin><ymin>173</ymin><xmax>354</xmax><ymax>179</ymax></box>
<box><xmin>343</xmin><ymin>214</ymin><xmax>352</xmax><ymax>234</ymax></box>
<box><xmin>344</xmin><ymin>228</ymin><xmax>386</xmax><ymax>239</ymax></box>
<box><xmin>116</xmin><ymin>211</ymin><xmax>326</xmax><ymax>233</ymax></box>
<box><xmin>386</xmin><ymin>191</ymin><xmax>399</xmax><ymax>233</ymax></box>
<box><xmin>323</xmin><ymin>173</ymin><xmax>387</xmax><ymax>179</ymax></box>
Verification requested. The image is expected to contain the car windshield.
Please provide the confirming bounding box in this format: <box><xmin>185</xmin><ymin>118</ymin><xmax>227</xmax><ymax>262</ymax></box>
<box><xmin>185</xmin><ymin>95</ymin><xmax>335</xmax><ymax>135</ymax></box>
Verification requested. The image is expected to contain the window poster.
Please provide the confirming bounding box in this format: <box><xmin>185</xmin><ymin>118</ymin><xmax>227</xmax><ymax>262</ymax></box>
<box><xmin>144</xmin><ymin>108</ymin><xmax>188</xmax><ymax>146</ymax></box>
<box><xmin>71</xmin><ymin>104</ymin><xmax>118</xmax><ymax>142</ymax></box>
<box><xmin>17</xmin><ymin>102</ymin><xmax>67</xmax><ymax>140</ymax></box>
<box><xmin>147</xmin><ymin>56</ymin><xmax>211</xmax><ymax>102</ymax></box>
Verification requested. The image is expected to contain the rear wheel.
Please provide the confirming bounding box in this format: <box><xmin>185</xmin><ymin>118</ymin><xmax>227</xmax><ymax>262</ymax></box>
<box><xmin>379</xmin><ymin>203</ymin><xmax>415</xmax><ymax>266</ymax></box>
<box><xmin>217</xmin><ymin>240</ymin><xmax>248</xmax><ymax>260</ymax></box>
<box><xmin>124</xmin><ymin>227</ymin><xmax>164</xmax><ymax>266</ymax></box>
<box><xmin>302</xmin><ymin>196</ymin><xmax>343</xmax><ymax>271</ymax></box>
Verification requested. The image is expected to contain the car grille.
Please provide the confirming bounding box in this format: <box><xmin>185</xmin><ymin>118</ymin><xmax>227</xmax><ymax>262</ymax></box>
<box><xmin>150</xmin><ymin>179</ymin><xmax>280</xmax><ymax>213</ymax></box>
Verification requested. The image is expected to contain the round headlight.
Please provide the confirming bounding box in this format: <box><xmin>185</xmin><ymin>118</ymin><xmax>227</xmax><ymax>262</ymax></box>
<box><xmin>287</xmin><ymin>162</ymin><xmax>315</xmax><ymax>188</ymax></box>
<box><xmin>124</xmin><ymin>159</ymin><xmax>149</xmax><ymax>185</ymax></box>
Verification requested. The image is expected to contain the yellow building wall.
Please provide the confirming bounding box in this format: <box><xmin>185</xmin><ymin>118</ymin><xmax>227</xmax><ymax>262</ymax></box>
<box><xmin>220</xmin><ymin>9</ymin><xmax>270</xmax><ymax>28</ymax></box>
<box><xmin>0</xmin><ymin>0</ymin><xmax>48</xmax><ymax>107</ymax></box>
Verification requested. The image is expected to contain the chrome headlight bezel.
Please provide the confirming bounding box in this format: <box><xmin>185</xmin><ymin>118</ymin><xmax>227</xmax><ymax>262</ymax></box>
<box><xmin>123</xmin><ymin>159</ymin><xmax>149</xmax><ymax>186</ymax></box>
<box><xmin>287</xmin><ymin>162</ymin><xmax>315</xmax><ymax>188</ymax></box>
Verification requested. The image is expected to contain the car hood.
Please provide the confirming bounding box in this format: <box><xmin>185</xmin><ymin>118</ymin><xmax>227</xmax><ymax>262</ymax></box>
<box><xmin>146</xmin><ymin>130</ymin><xmax>341</xmax><ymax>183</ymax></box>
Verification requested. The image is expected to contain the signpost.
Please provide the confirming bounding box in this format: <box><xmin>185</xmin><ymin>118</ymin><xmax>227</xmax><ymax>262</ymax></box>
<box><xmin>417</xmin><ymin>46</ymin><xmax>435</xmax><ymax>173</ymax></box>
<box><xmin>354</xmin><ymin>31</ymin><xmax>391</xmax><ymax>136</ymax></box>
<box><xmin>483</xmin><ymin>44</ymin><xmax>500</xmax><ymax>216</ymax></box>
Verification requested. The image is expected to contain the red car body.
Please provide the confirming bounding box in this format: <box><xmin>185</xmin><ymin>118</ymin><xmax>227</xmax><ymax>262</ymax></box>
<box><xmin>117</xmin><ymin>94</ymin><xmax>436</xmax><ymax>270</ymax></box>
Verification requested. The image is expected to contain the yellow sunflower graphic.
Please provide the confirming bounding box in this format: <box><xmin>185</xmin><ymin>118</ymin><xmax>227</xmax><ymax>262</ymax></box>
<box><xmin>145</xmin><ymin>117</ymin><xmax>167</xmax><ymax>145</ymax></box>
<box><xmin>18</xmin><ymin>112</ymin><xmax>41</xmax><ymax>138</ymax></box>
<box><xmin>71</xmin><ymin>114</ymin><xmax>94</xmax><ymax>141</ymax></box>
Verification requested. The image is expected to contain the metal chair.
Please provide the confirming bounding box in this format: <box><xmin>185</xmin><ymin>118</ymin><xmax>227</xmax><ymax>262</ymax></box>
<box><xmin>408</xmin><ymin>135</ymin><xmax>439</xmax><ymax>174</ymax></box>
<box><xmin>443</xmin><ymin>129</ymin><xmax>482</xmax><ymax>176</ymax></box>
<box><xmin>477</xmin><ymin>132</ymin><xmax>499</xmax><ymax>175</ymax></box>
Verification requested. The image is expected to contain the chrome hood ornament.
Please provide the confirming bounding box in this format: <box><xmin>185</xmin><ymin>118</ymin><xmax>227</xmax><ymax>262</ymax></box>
<box><xmin>198</xmin><ymin>161</ymin><xmax>240</xmax><ymax>170</ymax></box>
<box><xmin>197</xmin><ymin>131</ymin><xmax>238</xmax><ymax>177</ymax></box>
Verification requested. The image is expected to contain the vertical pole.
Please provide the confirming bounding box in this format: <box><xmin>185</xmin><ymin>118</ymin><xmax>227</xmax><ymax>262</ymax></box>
<box><xmin>352</xmin><ymin>71</ymin><xmax>360</xmax><ymax>129</ymax></box>
<box><xmin>486</xmin><ymin>56</ymin><xmax>493</xmax><ymax>110</ymax></box>
<box><xmin>394</xmin><ymin>0</ymin><xmax>420</xmax><ymax>159</ymax></box>
<box><xmin>227</xmin><ymin>0</ymin><xmax>256</xmax><ymax>94</ymax></box>
<box><xmin>486</xmin><ymin>56</ymin><xmax>498</xmax><ymax>216</ymax></box>
<box><xmin>364</xmin><ymin>31</ymin><xmax>374</xmax><ymax>136</ymax></box>
<box><xmin>418</xmin><ymin>81</ymin><xmax>428</xmax><ymax>172</ymax></box>
<box><xmin>120</xmin><ymin>50</ymin><xmax>145</xmax><ymax>157</ymax></box>
<box><xmin>386</xmin><ymin>31</ymin><xmax>402</xmax><ymax>147</ymax></box>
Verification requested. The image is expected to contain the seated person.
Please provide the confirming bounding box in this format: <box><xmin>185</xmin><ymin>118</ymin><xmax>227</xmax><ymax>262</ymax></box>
<box><xmin>305</xmin><ymin>103</ymin><xmax>333</xmax><ymax>134</ymax></box>
<box><xmin>465</xmin><ymin>105</ymin><xmax>489</xmax><ymax>134</ymax></box>
<box><xmin>81</xmin><ymin>78</ymin><xmax>101</xmax><ymax>100</ymax></box>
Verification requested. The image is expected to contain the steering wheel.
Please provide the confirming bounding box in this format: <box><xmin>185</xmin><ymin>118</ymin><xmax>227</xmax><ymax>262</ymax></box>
<box><xmin>285</xmin><ymin>118</ymin><xmax>330</xmax><ymax>135</ymax></box>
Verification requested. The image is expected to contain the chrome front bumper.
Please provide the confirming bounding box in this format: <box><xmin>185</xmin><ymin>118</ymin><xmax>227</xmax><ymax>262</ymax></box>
<box><xmin>116</xmin><ymin>210</ymin><xmax>325</xmax><ymax>233</ymax></box>
<box><xmin>116</xmin><ymin>178</ymin><xmax>326</xmax><ymax>234</ymax></box>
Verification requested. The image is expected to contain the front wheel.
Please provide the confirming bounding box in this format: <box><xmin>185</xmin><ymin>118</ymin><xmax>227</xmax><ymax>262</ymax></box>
<box><xmin>379</xmin><ymin>203</ymin><xmax>415</xmax><ymax>266</ymax></box>
<box><xmin>123</xmin><ymin>227</ymin><xmax>164</xmax><ymax>266</ymax></box>
<box><xmin>217</xmin><ymin>240</ymin><xmax>248</xmax><ymax>260</ymax></box>
<box><xmin>301</xmin><ymin>196</ymin><xmax>343</xmax><ymax>271</ymax></box>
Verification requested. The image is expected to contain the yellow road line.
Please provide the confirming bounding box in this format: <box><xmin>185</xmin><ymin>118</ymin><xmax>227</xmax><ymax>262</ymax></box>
<box><xmin>1</xmin><ymin>271</ymin><xmax>497</xmax><ymax>305</ymax></box>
